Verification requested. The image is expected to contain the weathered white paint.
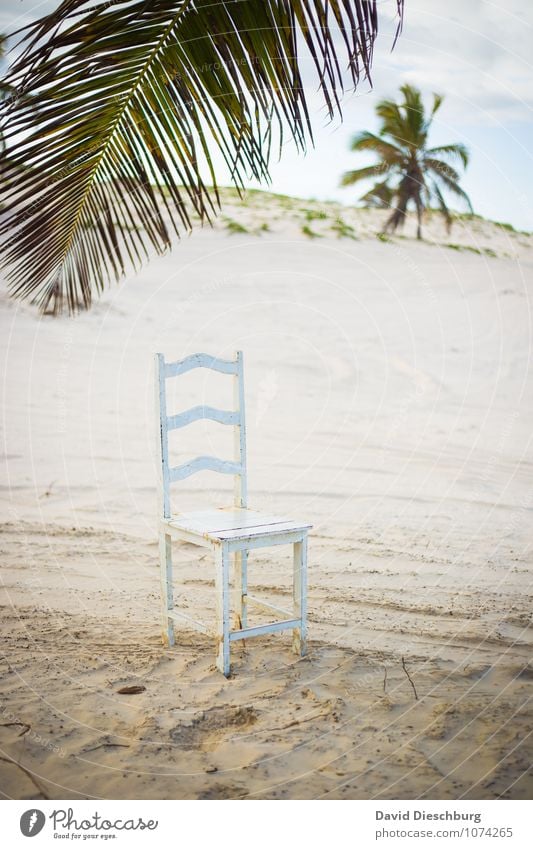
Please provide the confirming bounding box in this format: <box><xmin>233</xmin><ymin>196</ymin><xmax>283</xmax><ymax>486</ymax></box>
<box><xmin>169</xmin><ymin>455</ymin><xmax>242</xmax><ymax>482</ymax></box>
<box><xmin>154</xmin><ymin>353</ymin><xmax>171</xmax><ymax>519</ymax></box>
<box><xmin>225</xmin><ymin>530</ymin><xmax>307</xmax><ymax>551</ymax></box>
<box><xmin>234</xmin><ymin>350</ymin><xmax>247</xmax><ymax>509</ymax></box>
<box><xmin>233</xmin><ymin>352</ymin><xmax>248</xmax><ymax>630</ymax></box>
<box><xmin>292</xmin><ymin>537</ymin><xmax>308</xmax><ymax>656</ymax></box>
<box><xmin>165</xmin><ymin>507</ymin><xmax>309</xmax><ymax>536</ymax></box>
<box><xmin>159</xmin><ymin>531</ymin><xmax>174</xmax><ymax>647</ymax></box>
<box><xmin>215</xmin><ymin>544</ymin><xmax>231</xmax><ymax>675</ymax></box>
<box><xmin>154</xmin><ymin>350</ymin><xmax>311</xmax><ymax>676</ymax></box>
<box><xmin>167</xmin><ymin>405</ymin><xmax>239</xmax><ymax>430</ymax></box>
<box><xmin>164</xmin><ymin>352</ymin><xmax>238</xmax><ymax>378</ymax></box>
<box><xmin>229</xmin><ymin>619</ymin><xmax>301</xmax><ymax>641</ymax></box>
<box><xmin>233</xmin><ymin>549</ymin><xmax>247</xmax><ymax>629</ymax></box>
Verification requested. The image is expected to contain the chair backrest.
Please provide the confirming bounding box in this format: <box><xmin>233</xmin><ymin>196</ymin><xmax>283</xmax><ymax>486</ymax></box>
<box><xmin>154</xmin><ymin>351</ymin><xmax>247</xmax><ymax>518</ymax></box>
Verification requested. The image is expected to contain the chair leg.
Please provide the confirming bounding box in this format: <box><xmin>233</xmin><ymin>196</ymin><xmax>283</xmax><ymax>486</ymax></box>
<box><xmin>233</xmin><ymin>549</ymin><xmax>248</xmax><ymax>629</ymax></box>
<box><xmin>215</xmin><ymin>544</ymin><xmax>231</xmax><ymax>676</ymax></box>
<box><xmin>292</xmin><ymin>535</ymin><xmax>308</xmax><ymax>656</ymax></box>
<box><xmin>159</xmin><ymin>531</ymin><xmax>175</xmax><ymax>647</ymax></box>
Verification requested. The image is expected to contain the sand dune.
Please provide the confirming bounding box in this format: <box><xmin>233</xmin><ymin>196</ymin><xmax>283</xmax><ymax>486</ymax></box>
<box><xmin>1</xmin><ymin>194</ymin><xmax>532</xmax><ymax>799</ymax></box>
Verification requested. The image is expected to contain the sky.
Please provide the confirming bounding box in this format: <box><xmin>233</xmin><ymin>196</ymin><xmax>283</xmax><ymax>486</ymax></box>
<box><xmin>1</xmin><ymin>0</ymin><xmax>532</xmax><ymax>230</ymax></box>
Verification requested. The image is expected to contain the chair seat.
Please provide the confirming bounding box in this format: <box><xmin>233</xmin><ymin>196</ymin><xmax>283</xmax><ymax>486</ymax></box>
<box><xmin>164</xmin><ymin>506</ymin><xmax>311</xmax><ymax>543</ymax></box>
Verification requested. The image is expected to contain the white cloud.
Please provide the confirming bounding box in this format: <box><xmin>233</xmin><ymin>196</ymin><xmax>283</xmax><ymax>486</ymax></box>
<box><xmin>0</xmin><ymin>0</ymin><xmax>57</xmax><ymax>31</ymax></box>
<box><xmin>365</xmin><ymin>0</ymin><xmax>533</xmax><ymax>124</ymax></box>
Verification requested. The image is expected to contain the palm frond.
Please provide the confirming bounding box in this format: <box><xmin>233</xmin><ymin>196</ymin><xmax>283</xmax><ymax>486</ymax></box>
<box><xmin>339</xmin><ymin>162</ymin><xmax>391</xmax><ymax>187</ymax></box>
<box><xmin>0</xmin><ymin>0</ymin><xmax>404</xmax><ymax>313</ymax></box>
<box><xmin>375</xmin><ymin>97</ymin><xmax>407</xmax><ymax>144</ymax></box>
<box><xmin>349</xmin><ymin>130</ymin><xmax>404</xmax><ymax>162</ymax></box>
<box><xmin>426</xmin><ymin>143</ymin><xmax>469</xmax><ymax>168</ymax></box>
<box><xmin>399</xmin><ymin>83</ymin><xmax>426</xmax><ymax>141</ymax></box>
<box><xmin>424</xmin><ymin>157</ymin><xmax>461</xmax><ymax>183</ymax></box>
<box><xmin>431</xmin><ymin>169</ymin><xmax>473</xmax><ymax>212</ymax></box>
<box><xmin>377</xmin><ymin>84</ymin><xmax>435</xmax><ymax>149</ymax></box>
<box><xmin>359</xmin><ymin>180</ymin><xmax>395</xmax><ymax>208</ymax></box>
<box><xmin>429</xmin><ymin>92</ymin><xmax>443</xmax><ymax>119</ymax></box>
<box><xmin>431</xmin><ymin>179</ymin><xmax>452</xmax><ymax>231</ymax></box>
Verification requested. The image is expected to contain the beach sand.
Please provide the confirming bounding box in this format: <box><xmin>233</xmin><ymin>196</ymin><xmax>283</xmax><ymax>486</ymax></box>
<box><xmin>1</xmin><ymin>193</ymin><xmax>532</xmax><ymax>799</ymax></box>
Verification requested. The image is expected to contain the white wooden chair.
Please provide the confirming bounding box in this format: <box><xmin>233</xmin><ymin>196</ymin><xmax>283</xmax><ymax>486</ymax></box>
<box><xmin>154</xmin><ymin>351</ymin><xmax>311</xmax><ymax>676</ymax></box>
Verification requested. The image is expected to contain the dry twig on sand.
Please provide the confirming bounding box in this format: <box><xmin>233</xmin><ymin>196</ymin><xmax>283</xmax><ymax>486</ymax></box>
<box><xmin>0</xmin><ymin>754</ymin><xmax>49</xmax><ymax>798</ymax></box>
<box><xmin>401</xmin><ymin>656</ymin><xmax>419</xmax><ymax>701</ymax></box>
<box><xmin>81</xmin><ymin>742</ymin><xmax>131</xmax><ymax>754</ymax></box>
<box><xmin>260</xmin><ymin>706</ymin><xmax>332</xmax><ymax>733</ymax></box>
<box><xmin>0</xmin><ymin>721</ymin><xmax>30</xmax><ymax>736</ymax></box>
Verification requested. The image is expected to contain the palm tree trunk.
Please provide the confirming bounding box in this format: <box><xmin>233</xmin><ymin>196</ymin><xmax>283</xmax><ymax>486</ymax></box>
<box><xmin>383</xmin><ymin>183</ymin><xmax>409</xmax><ymax>235</ymax></box>
<box><xmin>415</xmin><ymin>195</ymin><xmax>423</xmax><ymax>240</ymax></box>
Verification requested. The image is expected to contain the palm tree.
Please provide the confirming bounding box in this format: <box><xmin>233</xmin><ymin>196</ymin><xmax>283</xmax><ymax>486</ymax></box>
<box><xmin>340</xmin><ymin>84</ymin><xmax>472</xmax><ymax>239</ymax></box>
<box><xmin>0</xmin><ymin>0</ymin><xmax>404</xmax><ymax>314</ymax></box>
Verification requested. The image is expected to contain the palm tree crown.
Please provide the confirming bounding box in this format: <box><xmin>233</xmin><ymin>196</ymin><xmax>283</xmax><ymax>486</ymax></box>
<box><xmin>340</xmin><ymin>83</ymin><xmax>472</xmax><ymax>239</ymax></box>
<box><xmin>0</xmin><ymin>0</ymin><xmax>403</xmax><ymax>314</ymax></box>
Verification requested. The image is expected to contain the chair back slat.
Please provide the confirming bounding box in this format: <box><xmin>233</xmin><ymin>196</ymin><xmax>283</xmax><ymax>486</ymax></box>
<box><xmin>169</xmin><ymin>456</ymin><xmax>242</xmax><ymax>483</ymax></box>
<box><xmin>164</xmin><ymin>353</ymin><xmax>238</xmax><ymax>378</ymax></box>
<box><xmin>155</xmin><ymin>351</ymin><xmax>248</xmax><ymax>517</ymax></box>
<box><xmin>167</xmin><ymin>406</ymin><xmax>239</xmax><ymax>430</ymax></box>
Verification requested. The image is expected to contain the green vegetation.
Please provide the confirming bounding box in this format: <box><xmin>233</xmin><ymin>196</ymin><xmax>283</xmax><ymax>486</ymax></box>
<box><xmin>493</xmin><ymin>220</ymin><xmax>531</xmax><ymax>236</ymax></box>
<box><xmin>444</xmin><ymin>243</ymin><xmax>498</xmax><ymax>258</ymax></box>
<box><xmin>301</xmin><ymin>225</ymin><xmax>322</xmax><ymax>239</ymax></box>
<box><xmin>301</xmin><ymin>208</ymin><xmax>328</xmax><ymax>222</ymax></box>
<box><xmin>222</xmin><ymin>218</ymin><xmax>249</xmax><ymax>235</ymax></box>
<box><xmin>330</xmin><ymin>218</ymin><xmax>357</xmax><ymax>239</ymax></box>
<box><xmin>222</xmin><ymin>218</ymin><xmax>271</xmax><ymax>236</ymax></box>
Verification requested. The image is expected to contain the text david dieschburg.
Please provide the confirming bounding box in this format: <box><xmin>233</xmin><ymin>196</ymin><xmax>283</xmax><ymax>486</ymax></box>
<box><xmin>376</xmin><ymin>811</ymin><xmax>481</xmax><ymax>824</ymax></box>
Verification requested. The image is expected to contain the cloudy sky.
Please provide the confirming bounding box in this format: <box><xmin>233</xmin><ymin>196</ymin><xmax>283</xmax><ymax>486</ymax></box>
<box><xmin>1</xmin><ymin>0</ymin><xmax>532</xmax><ymax>229</ymax></box>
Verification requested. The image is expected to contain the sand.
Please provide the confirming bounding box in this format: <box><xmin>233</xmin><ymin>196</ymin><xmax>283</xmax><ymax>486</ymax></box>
<box><xmin>1</xmin><ymin>192</ymin><xmax>532</xmax><ymax>799</ymax></box>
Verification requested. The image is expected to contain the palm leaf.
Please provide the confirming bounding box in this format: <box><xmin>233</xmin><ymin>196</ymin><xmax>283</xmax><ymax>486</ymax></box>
<box><xmin>426</xmin><ymin>143</ymin><xmax>469</xmax><ymax>168</ymax></box>
<box><xmin>399</xmin><ymin>83</ymin><xmax>426</xmax><ymax>141</ymax></box>
<box><xmin>0</xmin><ymin>0</ymin><xmax>404</xmax><ymax>313</ymax></box>
<box><xmin>349</xmin><ymin>130</ymin><xmax>404</xmax><ymax>162</ymax></box>
<box><xmin>375</xmin><ymin>98</ymin><xmax>407</xmax><ymax>144</ymax></box>
<box><xmin>339</xmin><ymin>162</ymin><xmax>391</xmax><ymax>187</ymax></box>
<box><xmin>424</xmin><ymin>157</ymin><xmax>461</xmax><ymax>184</ymax></box>
<box><xmin>430</xmin><ymin>179</ymin><xmax>452</xmax><ymax>230</ymax></box>
<box><xmin>429</xmin><ymin>92</ymin><xmax>443</xmax><ymax>119</ymax></box>
<box><xmin>428</xmin><ymin>167</ymin><xmax>474</xmax><ymax>212</ymax></box>
<box><xmin>360</xmin><ymin>180</ymin><xmax>395</xmax><ymax>208</ymax></box>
